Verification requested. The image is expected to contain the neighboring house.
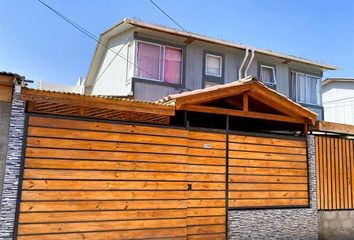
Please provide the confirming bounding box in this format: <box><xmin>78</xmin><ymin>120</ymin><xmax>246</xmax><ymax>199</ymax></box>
<box><xmin>37</xmin><ymin>77</ymin><xmax>85</xmax><ymax>94</ymax></box>
<box><xmin>84</xmin><ymin>18</ymin><xmax>338</xmax><ymax>119</ymax></box>
<box><xmin>322</xmin><ymin>78</ymin><xmax>354</xmax><ymax>125</ymax></box>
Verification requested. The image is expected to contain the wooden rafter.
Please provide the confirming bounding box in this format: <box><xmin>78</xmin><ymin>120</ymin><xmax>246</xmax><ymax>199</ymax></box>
<box><xmin>175</xmin><ymin>84</ymin><xmax>252</xmax><ymax>109</ymax></box>
<box><xmin>180</xmin><ymin>104</ymin><xmax>309</xmax><ymax>124</ymax></box>
<box><xmin>243</xmin><ymin>93</ymin><xmax>248</xmax><ymax>112</ymax></box>
<box><xmin>167</xmin><ymin>76</ymin><xmax>317</xmax><ymax>125</ymax></box>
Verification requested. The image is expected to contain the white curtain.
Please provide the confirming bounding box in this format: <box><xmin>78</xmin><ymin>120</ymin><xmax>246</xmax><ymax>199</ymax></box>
<box><xmin>295</xmin><ymin>73</ymin><xmax>320</xmax><ymax>105</ymax></box>
<box><xmin>206</xmin><ymin>55</ymin><xmax>221</xmax><ymax>76</ymax></box>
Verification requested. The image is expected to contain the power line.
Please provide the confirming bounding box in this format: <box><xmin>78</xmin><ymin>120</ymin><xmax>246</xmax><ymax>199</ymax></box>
<box><xmin>148</xmin><ymin>0</ymin><xmax>188</xmax><ymax>32</ymax></box>
<box><xmin>36</xmin><ymin>0</ymin><xmax>156</xmax><ymax>79</ymax></box>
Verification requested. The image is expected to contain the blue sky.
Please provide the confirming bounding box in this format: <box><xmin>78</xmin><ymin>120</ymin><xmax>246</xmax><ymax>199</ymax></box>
<box><xmin>0</xmin><ymin>0</ymin><xmax>353</xmax><ymax>85</ymax></box>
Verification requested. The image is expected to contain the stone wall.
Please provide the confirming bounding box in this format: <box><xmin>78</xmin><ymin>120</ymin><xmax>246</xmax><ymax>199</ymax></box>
<box><xmin>318</xmin><ymin>210</ymin><xmax>354</xmax><ymax>240</ymax></box>
<box><xmin>0</xmin><ymin>101</ymin><xmax>11</xmax><ymax>204</ymax></box>
<box><xmin>228</xmin><ymin>135</ymin><xmax>318</xmax><ymax>240</ymax></box>
<box><xmin>0</xmin><ymin>92</ymin><xmax>26</xmax><ymax>239</ymax></box>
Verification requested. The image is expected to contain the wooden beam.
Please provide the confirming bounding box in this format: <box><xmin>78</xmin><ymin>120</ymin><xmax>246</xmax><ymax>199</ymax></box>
<box><xmin>311</xmin><ymin>121</ymin><xmax>354</xmax><ymax>135</ymax></box>
<box><xmin>21</xmin><ymin>88</ymin><xmax>175</xmax><ymax>116</ymax></box>
<box><xmin>181</xmin><ymin>104</ymin><xmax>309</xmax><ymax>124</ymax></box>
<box><xmin>251</xmin><ymin>84</ymin><xmax>317</xmax><ymax>124</ymax></box>
<box><xmin>224</xmin><ymin>98</ymin><xmax>242</xmax><ymax>110</ymax></box>
<box><xmin>175</xmin><ymin>84</ymin><xmax>252</xmax><ymax>109</ymax></box>
<box><xmin>0</xmin><ymin>75</ymin><xmax>14</xmax><ymax>87</ymax></box>
<box><xmin>243</xmin><ymin>93</ymin><xmax>248</xmax><ymax>112</ymax></box>
<box><xmin>0</xmin><ymin>85</ymin><xmax>12</xmax><ymax>102</ymax></box>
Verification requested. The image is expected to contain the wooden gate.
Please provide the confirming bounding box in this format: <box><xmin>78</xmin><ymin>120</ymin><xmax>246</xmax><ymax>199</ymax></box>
<box><xmin>315</xmin><ymin>136</ymin><xmax>354</xmax><ymax>210</ymax></box>
<box><xmin>17</xmin><ymin>115</ymin><xmax>227</xmax><ymax>240</ymax></box>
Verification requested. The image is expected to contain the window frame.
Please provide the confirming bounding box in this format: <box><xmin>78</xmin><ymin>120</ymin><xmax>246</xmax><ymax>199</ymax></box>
<box><xmin>134</xmin><ymin>39</ymin><xmax>184</xmax><ymax>85</ymax></box>
<box><xmin>290</xmin><ymin>70</ymin><xmax>322</xmax><ymax>106</ymax></box>
<box><xmin>205</xmin><ymin>54</ymin><xmax>223</xmax><ymax>77</ymax></box>
<box><xmin>260</xmin><ymin>65</ymin><xmax>277</xmax><ymax>85</ymax></box>
<box><xmin>126</xmin><ymin>40</ymin><xmax>135</xmax><ymax>84</ymax></box>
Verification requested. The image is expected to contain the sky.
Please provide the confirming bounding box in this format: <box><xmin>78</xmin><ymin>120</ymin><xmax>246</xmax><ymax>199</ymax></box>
<box><xmin>0</xmin><ymin>0</ymin><xmax>353</xmax><ymax>86</ymax></box>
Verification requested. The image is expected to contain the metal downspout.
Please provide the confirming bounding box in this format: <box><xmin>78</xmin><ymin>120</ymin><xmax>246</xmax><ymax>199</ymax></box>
<box><xmin>238</xmin><ymin>48</ymin><xmax>249</xmax><ymax>79</ymax></box>
<box><xmin>244</xmin><ymin>49</ymin><xmax>255</xmax><ymax>77</ymax></box>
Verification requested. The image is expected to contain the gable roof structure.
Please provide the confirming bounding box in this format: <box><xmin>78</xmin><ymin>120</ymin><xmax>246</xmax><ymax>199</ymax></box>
<box><xmin>85</xmin><ymin>18</ymin><xmax>338</xmax><ymax>87</ymax></box>
<box><xmin>159</xmin><ymin>76</ymin><xmax>317</xmax><ymax>125</ymax></box>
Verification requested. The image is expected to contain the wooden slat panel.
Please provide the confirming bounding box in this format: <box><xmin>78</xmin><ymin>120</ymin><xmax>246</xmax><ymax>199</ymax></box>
<box><xmin>20</xmin><ymin>200</ymin><xmax>185</xmax><ymax>212</ymax></box>
<box><xmin>229</xmin><ymin>151</ymin><xmax>306</xmax><ymax>161</ymax></box>
<box><xmin>18</xmin><ymin>218</ymin><xmax>186</xmax><ymax>235</ymax></box>
<box><xmin>315</xmin><ymin>136</ymin><xmax>320</xmax><ymax>209</ymax></box>
<box><xmin>228</xmin><ymin>134</ymin><xmax>308</xmax><ymax>208</ymax></box>
<box><xmin>230</xmin><ymin>159</ymin><xmax>307</xmax><ymax>169</ymax></box>
<box><xmin>28</xmin><ymin>127</ymin><xmax>188</xmax><ymax>146</ymax></box>
<box><xmin>21</xmin><ymin>190</ymin><xmax>186</xmax><ymax>201</ymax></box>
<box><xmin>26</xmin><ymin>148</ymin><xmax>188</xmax><ymax>163</ymax></box>
<box><xmin>187</xmin><ymin>233</ymin><xmax>225</xmax><ymax>240</ymax></box>
<box><xmin>229</xmin><ymin>143</ymin><xmax>306</xmax><ymax>154</ymax></box>
<box><xmin>27</xmin><ymin>137</ymin><xmax>187</xmax><ymax>155</ymax></box>
<box><xmin>229</xmin><ymin>198</ymin><xmax>308</xmax><ymax>207</ymax></box>
<box><xmin>315</xmin><ymin>136</ymin><xmax>354</xmax><ymax>210</ymax></box>
<box><xmin>229</xmin><ymin>191</ymin><xmax>308</xmax><ymax>199</ymax></box>
<box><xmin>229</xmin><ymin>175</ymin><xmax>307</xmax><ymax>183</ymax></box>
<box><xmin>24</xmin><ymin>169</ymin><xmax>224</xmax><ymax>182</ymax></box>
<box><xmin>230</xmin><ymin>183</ymin><xmax>307</xmax><ymax>191</ymax></box>
<box><xmin>18</xmin><ymin>228</ymin><xmax>187</xmax><ymax>240</ymax></box>
<box><xmin>229</xmin><ymin>167</ymin><xmax>307</xmax><ymax>176</ymax></box>
<box><xmin>29</xmin><ymin>116</ymin><xmax>187</xmax><ymax>137</ymax></box>
<box><xmin>19</xmin><ymin>209</ymin><xmax>186</xmax><ymax>223</ymax></box>
<box><xmin>327</xmin><ymin>137</ymin><xmax>332</xmax><ymax>209</ymax></box>
<box><xmin>229</xmin><ymin>135</ymin><xmax>306</xmax><ymax>147</ymax></box>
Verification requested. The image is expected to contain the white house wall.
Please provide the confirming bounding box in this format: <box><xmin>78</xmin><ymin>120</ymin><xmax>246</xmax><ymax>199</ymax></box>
<box><xmin>323</xmin><ymin>82</ymin><xmax>354</xmax><ymax>125</ymax></box>
<box><xmin>91</xmin><ymin>29</ymin><xmax>134</xmax><ymax>96</ymax></box>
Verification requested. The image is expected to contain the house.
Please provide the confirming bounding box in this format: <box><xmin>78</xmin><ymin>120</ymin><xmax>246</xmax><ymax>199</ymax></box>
<box><xmin>322</xmin><ymin>78</ymin><xmax>354</xmax><ymax>125</ymax></box>
<box><xmin>36</xmin><ymin>77</ymin><xmax>85</xmax><ymax>94</ymax></box>
<box><xmin>1</xmin><ymin>73</ymin><xmax>353</xmax><ymax>239</ymax></box>
<box><xmin>84</xmin><ymin>18</ymin><xmax>337</xmax><ymax>120</ymax></box>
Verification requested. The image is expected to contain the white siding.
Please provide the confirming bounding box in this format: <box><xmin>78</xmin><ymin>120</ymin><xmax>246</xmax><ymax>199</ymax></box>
<box><xmin>91</xmin><ymin>29</ymin><xmax>134</xmax><ymax>96</ymax></box>
<box><xmin>323</xmin><ymin>82</ymin><xmax>354</xmax><ymax>125</ymax></box>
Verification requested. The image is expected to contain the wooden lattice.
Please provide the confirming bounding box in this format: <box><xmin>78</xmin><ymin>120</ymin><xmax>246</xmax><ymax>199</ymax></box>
<box><xmin>29</xmin><ymin>101</ymin><xmax>170</xmax><ymax>125</ymax></box>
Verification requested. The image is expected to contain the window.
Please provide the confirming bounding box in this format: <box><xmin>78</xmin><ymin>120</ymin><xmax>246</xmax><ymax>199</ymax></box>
<box><xmin>205</xmin><ymin>54</ymin><xmax>222</xmax><ymax>77</ymax></box>
<box><xmin>260</xmin><ymin>65</ymin><xmax>276</xmax><ymax>85</ymax></box>
<box><xmin>291</xmin><ymin>71</ymin><xmax>321</xmax><ymax>105</ymax></box>
<box><xmin>135</xmin><ymin>41</ymin><xmax>182</xmax><ymax>85</ymax></box>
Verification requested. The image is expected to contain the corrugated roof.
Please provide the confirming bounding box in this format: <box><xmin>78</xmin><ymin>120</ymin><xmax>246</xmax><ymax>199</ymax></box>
<box><xmin>107</xmin><ymin>18</ymin><xmax>338</xmax><ymax>70</ymax></box>
<box><xmin>24</xmin><ymin>88</ymin><xmax>166</xmax><ymax>106</ymax></box>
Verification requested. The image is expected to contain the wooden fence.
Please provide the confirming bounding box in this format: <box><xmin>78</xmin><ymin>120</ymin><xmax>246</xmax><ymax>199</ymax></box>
<box><xmin>228</xmin><ymin>134</ymin><xmax>309</xmax><ymax>208</ymax></box>
<box><xmin>17</xmin><ymin>114</ymin><xmax>311</xmax><ymax>239</ymax></box>
<box><xmin>315</xmin><ymin>136</ymin><xmax>354</xmax><ymax>210</ymax></box>
<box><xmin>18</xmin><ymin>115</ymin><xmax>227</xmax><ymax>240</ymax></box>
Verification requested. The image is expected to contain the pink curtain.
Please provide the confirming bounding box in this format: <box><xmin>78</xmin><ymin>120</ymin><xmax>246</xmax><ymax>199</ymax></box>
<box><xmin>137</xmin><ymin>42</ymin><xmax>160</xmax><ymax>79</ymax></box>
<box><xmin>164</xmin><ymin>47</ymin><xmax>182</xmax><ymax>84</ymax></box>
